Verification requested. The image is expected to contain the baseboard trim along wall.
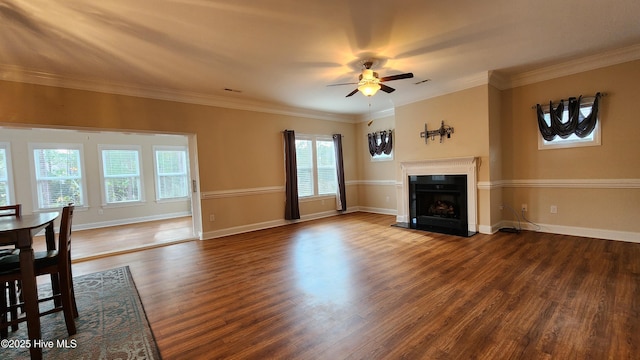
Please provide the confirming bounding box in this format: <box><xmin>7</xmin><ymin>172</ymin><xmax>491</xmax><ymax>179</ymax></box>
<box><xmin>492</xmin><ymin>220</ymin><xmax>639</xmax><ymax>244</ymax></box>
<box><xmin>72</xmin><ymin>211</ymin><xmax>192</xmax><ymax>232</ymax></box>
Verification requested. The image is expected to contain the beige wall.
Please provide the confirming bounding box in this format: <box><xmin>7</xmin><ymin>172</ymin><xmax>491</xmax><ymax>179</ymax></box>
<box><xmin>1</xmin><ymin>58</ymin><xmax>638</xmax><ymax>241</ymax></box>
<box><xmin>355</xmin><ymin>115</ymin><xmax>397</xmax><ymax>214</ymax></box>
<box><xmin>394</xmin><ymin>85</ymin><xmax>494</xmax><ymax>231</ymax></box>
<box><xmin>500</xmin><ymin>60</ymin><xmax>640</xmax><ymax>238</ymax></box>
<box><xmin>0</xmin><ymin>81</ymin><xmax>358</xmax><ymax>238</ymax></box>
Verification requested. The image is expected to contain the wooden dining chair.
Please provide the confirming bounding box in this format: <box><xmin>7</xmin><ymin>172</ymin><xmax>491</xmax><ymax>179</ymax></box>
<box><xmin>0</xmin><ymin>204</ymin><xmax>22</xmax><ymax>338</ymax></box>
<box><xmin>0</xmin><ymin>205</ymin><xmax>78</xmax><ymax>338</ymax></box>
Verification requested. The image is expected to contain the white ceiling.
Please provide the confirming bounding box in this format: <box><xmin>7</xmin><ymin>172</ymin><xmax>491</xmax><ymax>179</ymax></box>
<box><xmin>1</xmin><ymin>0</ymin><xmax>639</xmax><ymax>118</ymax></box>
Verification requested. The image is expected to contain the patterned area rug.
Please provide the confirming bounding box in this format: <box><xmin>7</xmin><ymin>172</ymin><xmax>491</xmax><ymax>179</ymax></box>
<box><xmin>3</xmin><ymin>266</ymin><xmax>161</xmax><ymax>359</ymax></box>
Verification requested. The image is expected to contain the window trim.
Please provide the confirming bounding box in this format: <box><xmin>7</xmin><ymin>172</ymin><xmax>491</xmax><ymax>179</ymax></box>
<box><xmin>98</xmin><ymin>144</ymin><xmax>145</xmax><ymax>207</ymax></box>
<box><xmin>0</xmin><ymin>142</ymin><xmax>16</xmax><ymax>206</ymax></box>
<box><xmin>537</xmin><ymin>99</ymin><xmax>601</xmax><ymax>150</ymax></box>
<box><xmin>153</xmin><ymin>145</ymin><xmax>190</xmax><ymax>202</ymax></box>
<box><xmin>28</xmin><ymin>142</ymin><xmax>88</xmax><ymax>210</ymax></box>
<box><xmin>295</xmin><ymin>134</ymin><xmax>337</xmax><ymax>199</ymax></box>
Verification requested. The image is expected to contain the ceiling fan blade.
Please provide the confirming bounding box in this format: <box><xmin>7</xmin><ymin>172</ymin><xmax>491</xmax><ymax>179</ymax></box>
<box><xmin>346</xmin><ymin>88</ymin><xmax>359</xmax><ymax>97</ymax></box>
<box><xmin>379</xmin><ymin>72</ymin><xmax>414</xmax><ymax>82</ymax></box>
<box><xmin>327</xmin><ymin>82</ymin><xmax>358</xmax><ymax>87</ymax></box>
<box><xmin>380</xmin><ymin>84</ymin><xmax>395</xmax><ymax>93</ymax></box>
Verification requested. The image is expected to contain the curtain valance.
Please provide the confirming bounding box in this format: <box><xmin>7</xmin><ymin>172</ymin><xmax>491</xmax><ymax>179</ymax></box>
<box><xmin>536</xmin><ymin>93</ymin><xmax>601</xmax><ymax>141</ymax></box>
<box><xmin>368</xmin><ymin>130</ymin><xmax>393</xmax><ymax>156</ymax></box>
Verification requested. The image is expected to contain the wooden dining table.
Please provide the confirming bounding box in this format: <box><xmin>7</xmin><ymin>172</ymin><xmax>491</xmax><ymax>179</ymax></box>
<box><xmin>0</xmin><ymin>211</ymin><xmax>59</xmax><ymax>360</ymax></box>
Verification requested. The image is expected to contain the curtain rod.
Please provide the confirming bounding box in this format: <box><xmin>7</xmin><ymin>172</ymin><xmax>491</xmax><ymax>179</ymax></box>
<box><xmin>530</xmin><ymin>92</ymin><xmax>606</xmax><ymax>109</ymax></box>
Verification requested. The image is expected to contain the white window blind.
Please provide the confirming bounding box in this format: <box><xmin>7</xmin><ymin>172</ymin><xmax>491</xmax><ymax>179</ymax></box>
<box><xmin>295</xmin><ymin>136</ymin><xmax>336</xmax><ymax>198</ymax></box>
<box><xmin>32</xmin><ymin>146</ymin><xmax>85</xmax><ymax>208</ymax></box>
<box><xmin>154</xmin><ymin>147</ymin><xmax>189</xmax><ymax>200</ymax></box>
<box><xmin>295</xmin><ymin>139</ymin><xmax>314</xmax><ymax>197</ymax></box>
<box><xmin>0</xmin><ymin>145</ymin><xmax>10</xmax><ymax>206</ymax></box>
<box><xmin>316</xmin><ymin>140</ymin><xmax>337</xmax><ymax>195</ymax></box>
<box><xmin>101</xmin><ymin>148</ymin><xmax>142</xmax><ymax>204</ymax></box>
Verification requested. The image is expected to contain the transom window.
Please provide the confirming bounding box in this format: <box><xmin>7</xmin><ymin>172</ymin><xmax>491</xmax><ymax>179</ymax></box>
<box><xmin>295</xmin><ymin>136</ymin><xmax>336</xmax><ymax>198</ymax></box>
<box><xmin>99</xmin><ymin>145</ymin><xmax>143</xmax><ymax>204</ymax></box>
<box><xmin>30</xmin><ymin>143</ymin><xmax>86</xmax><ymax>209</ymax></box>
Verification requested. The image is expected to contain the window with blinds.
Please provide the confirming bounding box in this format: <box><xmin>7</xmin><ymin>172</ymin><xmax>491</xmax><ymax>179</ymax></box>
<box><xmin>316</xmin><ymin>140</ymin><xmax>337</xmax><ymax>195</ymax></box>
<box><xmin>100</xmin><ymin>146</ymin><xmax>143</xmax><ymax>204</ymax></box>
<box><xmin>31</xmin><ymin>144</ymin><xmax>86</xmax><ymax>209</ymax></box>
<box><xmin>295</xmin><ymin>136</ymin><xmax>336</xmax><ymax>198</ymax></box>
<box><xmin>295</xmin><ymin>139</ymin><xmax>314</xmax><ymax>197</ymax></box>
<box><xmin>0</xmin><ymin>144</ymin><xmax>11</xmax><ymax>206</ymax></box>
<box><xmin>154</xmin><ymin>146</ymin><xmax>189</xmax><ymax>200</ymax></box>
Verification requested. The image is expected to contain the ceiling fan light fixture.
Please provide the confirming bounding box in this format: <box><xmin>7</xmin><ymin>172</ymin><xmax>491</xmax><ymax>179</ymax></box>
<box><xmin>358</xmin><ymin>81</ymin><xmax>381</xmax><ymax>96</ymax></box>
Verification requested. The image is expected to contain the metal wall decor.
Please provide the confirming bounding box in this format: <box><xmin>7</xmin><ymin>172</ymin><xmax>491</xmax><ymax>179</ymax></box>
<box><xmin>420</xmin><ymin>121</ymin><xmax>454</xmax><ymax>143</ymax></box>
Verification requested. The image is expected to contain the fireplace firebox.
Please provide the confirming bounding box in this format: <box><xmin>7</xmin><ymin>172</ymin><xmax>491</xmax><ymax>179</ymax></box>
<box><xmin>408</xmin><ymin>174</ymin><xmax>472</xmax><ymax>237</ymax></box>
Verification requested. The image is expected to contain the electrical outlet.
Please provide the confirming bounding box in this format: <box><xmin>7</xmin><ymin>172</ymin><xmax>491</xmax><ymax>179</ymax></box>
<box><xmin>209</xmin><ymin>214</ymin><xmax>215</xmax><ymax>222</ymax></box>
<box><xmin>521</xmin><ymin>204</ymin><xmax>528</xmax><ymax>212</ymax></box>
<box><xmin>550</xmin><ymin>205</ymin><xmax>558</xmax><ymax>214</ymax></box>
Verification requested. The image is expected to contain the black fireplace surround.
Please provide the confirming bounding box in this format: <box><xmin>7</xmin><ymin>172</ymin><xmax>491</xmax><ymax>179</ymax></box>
<box><xmin>408</xmin><ymin>174</ymin><xmax>473</xmax><ymax>237</ymax></box>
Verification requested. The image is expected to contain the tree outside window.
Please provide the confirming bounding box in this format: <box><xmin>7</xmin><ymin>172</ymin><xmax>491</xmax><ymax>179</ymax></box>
<box><xmin>154</xmin><ymin>147</ymin><xmax>189</xmax><ymax>200</ymax></box>
<box><xmin>33</xmin><ymin>147</ymin><xmax>85</xmax><ymax>208</ymax></box>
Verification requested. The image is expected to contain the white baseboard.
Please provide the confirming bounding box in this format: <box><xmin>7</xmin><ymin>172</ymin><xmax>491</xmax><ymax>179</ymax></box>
<box><xmin>201</xmin><ymin>208</ymin><xmax>638</xmax><ymax>244</ymax></box>
<box><xmin>492</xmin><ymin>220</ymin><xmax>639</xmax><ymax>243</ymax></box>
<box><xmin>72</xmin><ymin>211</ymin><xmax>192</xmax><ymax>232</ymax></box>
<box><xmin>202</xmin><ymin>209</ymin><xmax>351</xmax><ymax>240</ymax></box>
<box><xmin>358</xmin><ymin>206</ymin><xmax>398</xmax><ymax>216</ymax></box>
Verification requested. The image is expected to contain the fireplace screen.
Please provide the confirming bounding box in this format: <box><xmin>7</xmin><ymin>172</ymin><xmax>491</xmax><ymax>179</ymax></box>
<box><xmin>408</xmin><ymin>174</ymin><xmax>470</xmax><ymax>236</ymax></box>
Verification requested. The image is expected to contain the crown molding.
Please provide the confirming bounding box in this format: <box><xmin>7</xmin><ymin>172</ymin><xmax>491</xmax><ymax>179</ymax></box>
<box><xmin>0</xmin><ymin>65</ymin><xmax>356</xmax><ymax>124</ymax></box>
<box><xmin>355</xmin><ymin>107</ymin><xmax>395</xmax><ymax>123</ymax></box>
<box><xmin>507</xmin><ymin>44</ymin><xmax>640</xmax><ymax>89</ymax></box>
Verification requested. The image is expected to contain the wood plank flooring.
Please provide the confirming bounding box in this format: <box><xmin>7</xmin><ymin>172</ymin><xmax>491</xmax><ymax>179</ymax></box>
<box><xmin>67</xmin><ymin>212</ymin><xmax>639</xmax><ymax>359</ymax></box>
<box><xmin>31</xmin><ymin>216</ymin><xmax>194</xmax><ymax>261</ymax></box>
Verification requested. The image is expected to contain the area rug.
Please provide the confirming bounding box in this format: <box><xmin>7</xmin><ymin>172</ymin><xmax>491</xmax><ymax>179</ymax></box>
<box><xmin>3</xmin><ymin>266</ymin><xmax>161</xmax><ymax>359</ymax></box>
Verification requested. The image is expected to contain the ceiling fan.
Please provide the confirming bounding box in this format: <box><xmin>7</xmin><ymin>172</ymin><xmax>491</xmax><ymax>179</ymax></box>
<box><xmin>329</xmin><ymin>60</ymin><xmax>414</xmax><ymax>97</ymax></box>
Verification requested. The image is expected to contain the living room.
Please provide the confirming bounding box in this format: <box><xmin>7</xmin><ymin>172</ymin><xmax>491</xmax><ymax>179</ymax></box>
<box><xmin>1</xmin><ymin>1</ymin><xmax>639</xmax><ymax>358</ymax></box>
<box><xmin>1</xmin><ymin>52</ymin><xmax>638</xmax><ymax>243</ymax></box>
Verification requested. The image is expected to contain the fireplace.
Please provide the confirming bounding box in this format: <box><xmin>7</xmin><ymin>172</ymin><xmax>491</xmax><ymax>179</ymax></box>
<box><xmin>398</xmin><ymin>157</ymin><xmax>478</xmax><ymax>237</ymax></box>
<box><xmin>409</xmin><ymin>175</ymin><xmax>470</xmax><ymax>236</ymax></box>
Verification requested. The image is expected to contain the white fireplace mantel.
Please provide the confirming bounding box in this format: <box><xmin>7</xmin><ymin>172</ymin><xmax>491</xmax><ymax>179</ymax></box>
<box><xmin>398</xmin><ymin>157</ymin><xmax>478</xmax><ymax>233</ymax></box>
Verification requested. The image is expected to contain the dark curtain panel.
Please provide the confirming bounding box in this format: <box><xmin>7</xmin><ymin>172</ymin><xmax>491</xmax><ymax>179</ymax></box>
<box><xmin>367</xmin><ymin>130</ymin><xmax>393</xmax><ymax>156</ymax></box>
<box><xmin>333</xmin><ymin>134</ymin><xmax>347</xmax><ymax>212</ymax></box>
<box><xmin>283</xmin><ymin>130</ymin><xmax>300</xmax><ymax>220</ymax></box>
<box><xmin>536</xmin><ymin>93</ymin><xmax>601</xmax><ymax>141</ymax></box>
<box><xmin>575</xmin><ymin>94</ymin><xmax>600</xmax><ymax>138</ymax></box>
<box><xmin>382</xmin><ymin>130</ymin><xmax>393</xmax><ymax>155</ymax></box>
<box><xmin>368</xmin><ymin>132</ymin><xmax>377</xmax><ymax>156</ymax></box>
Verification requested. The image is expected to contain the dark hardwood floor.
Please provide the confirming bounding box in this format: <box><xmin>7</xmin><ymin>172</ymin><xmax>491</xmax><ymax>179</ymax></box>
<box><xmin>67</xmin><ymin>212</ymin><xmax>639</xmax><ymax>359</ymax></box>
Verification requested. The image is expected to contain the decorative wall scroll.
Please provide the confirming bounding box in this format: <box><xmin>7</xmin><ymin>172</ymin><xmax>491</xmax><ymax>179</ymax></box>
<box><xmin>420</xmin><ymin>121</ymin><xmax>454</xmax><ymax>144</ymax></box>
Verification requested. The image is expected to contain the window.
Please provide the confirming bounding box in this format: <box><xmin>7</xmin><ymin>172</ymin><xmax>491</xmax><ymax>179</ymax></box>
<box><xmin>99</xmin><ymin>145</ymin><xmax>143</xmax><ymax>204</ymax></box>
<box><xmin>295</xmin><ymin>136</ymin><xmax>336</xmax><ymax>197</ymax></box>
<box><xmin>30</xmin><ymin>144</ymin><xmax>86</xmax><ymax>209</ymax></box>
<box><xmin>316</xmin><ymin>139</ymin><xmax>337</xmax><ymax>195</ymax></box>
<box><xmin>371</xmin><ymin>136</ymin><xmax>393</xmax><ymax>161</ymax></box>
<box><xmin>538</xmin><ymin>99</ymin><xmax>600</xmax><ymax>150</ymax></box>
<box><xmin>0</xmin><ymin>143</ymin><xmax>15</xmax><ymax>206</ymax></box>
<box><xmin>154</xmin><ymin>146</ymin><xmax>189</xmax><ymax>200</ymax></box>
